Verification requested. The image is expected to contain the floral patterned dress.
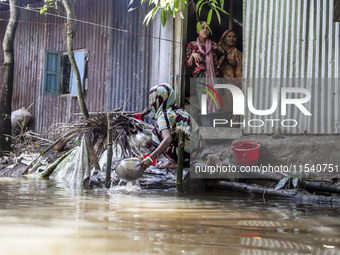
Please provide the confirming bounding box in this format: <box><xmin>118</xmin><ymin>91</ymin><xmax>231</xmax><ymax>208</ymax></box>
<box><xmin>185</xmin><ymin>40</ymin><xmax>220</xmax><ymax>77</ymax></box>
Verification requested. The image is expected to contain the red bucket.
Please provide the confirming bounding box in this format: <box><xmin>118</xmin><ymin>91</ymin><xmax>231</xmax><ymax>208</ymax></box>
<box><xmin>231</xmin><ymin>141</ymin><xmax>260</xmax><ymax>166</ymax></box>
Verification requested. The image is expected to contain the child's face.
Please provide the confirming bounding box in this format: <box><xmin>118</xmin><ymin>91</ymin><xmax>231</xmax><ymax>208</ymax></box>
<box><xmin>197</xmin><ymin>23</ymin><xmax>210</xmax><ymax>39</ymax></box>
<box><xmin>224</xmin><ymin>31</ymin><xmax>236</xmax><ymax>47</ymax></box>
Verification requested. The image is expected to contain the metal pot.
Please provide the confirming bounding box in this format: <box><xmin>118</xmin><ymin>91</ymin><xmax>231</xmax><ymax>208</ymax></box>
<box><xmin>135</xmin><ymin>132</ymin><xmax>153</xmax><ymax>149</ymax></box>
<box><xmin>115</xmin><ymin>158</ymin><xmax>142</xmax><ymax>181</ymax></box>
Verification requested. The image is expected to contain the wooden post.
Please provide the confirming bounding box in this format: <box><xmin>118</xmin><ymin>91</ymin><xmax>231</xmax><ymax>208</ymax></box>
<box><xmin>173</xmin><ymin>1</ymin><xmax>187</xmax><ymax>108</ymax></box>
<box><xmin>176</xmin><ymin>132</ymin><xmax>185</xmax><ymax>193</ymax></box>
<box><xmin>229</xmin><ymin>0</ymin><xmax>234</xmax><ymax>30</ymax></box>
<box><xmin>105</xmin><ymin>113</ymin><xmax>113</xmax><ymax>188</ymax></box>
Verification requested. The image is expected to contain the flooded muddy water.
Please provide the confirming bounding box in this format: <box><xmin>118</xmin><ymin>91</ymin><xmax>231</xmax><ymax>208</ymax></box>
<box><xmin>0</xmin><ymin>177</ymin><xmax>339</xmax><ymax>254</ymax></box>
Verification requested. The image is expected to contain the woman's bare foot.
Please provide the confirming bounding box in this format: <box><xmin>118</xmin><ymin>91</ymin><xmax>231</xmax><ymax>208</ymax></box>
<box><xmin>156</xmin><ymin>161</ymin><xmax>166</xmax><ymax>168</ymax></box>
<box><xmin>157</xmin><ymin>160</ymin><xmax>177</xmax><ymax>169</ymax></box>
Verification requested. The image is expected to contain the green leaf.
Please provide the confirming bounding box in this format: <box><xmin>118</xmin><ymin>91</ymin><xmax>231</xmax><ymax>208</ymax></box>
<box><xmin>196</xmin><ymin>22</ymin><xmax>201</xmax><ymax>31</ymax></box>
<box><xmin>161</xmin><ymin>8</ymin><xmax>167</xmax><ymax>27</ymax></box>
<box><xmin>182</xmin><ymin>0</ymin><xmax>186</xmax><ymax>10</ymax></box>
<box><xmin>196</xmin><ymin>0</ymin><xmax>204</xmax><ymax>12</ymax></box>
<box><xmin>5</xmin><ymin>137</ymin><xmax>9</xmax><ymax>142</ymax></box>
<box><xmin>174</xmin><ymin>0</ymin><xmax>179</xmax><ymax>11</ymax></box>
<box><xmin>151</xmin><ymin>6</ymin><xmax>160</xmax><ymax>18</ymax></box>
<box><xmin>199</xmin><ymin>2</ymin><xmax>206</xmax><ymax>16</ymax></box>
<box><xmin>168</xmin><ymin>3</ymin><xmax>176</xmax><ymax>18</ymax></box>
<box><xmin>143</xmin><ymin>10</ymin><xmax>153</xmax><ymax>25</ymax></box>
<box><xmin>214</xmin><ymin>8</ymin><xmax>221</xmax><ymax>24</ymax></box>
<box><xmin>206</xmin><ymin>24</ymin><xmax>213</xmax><ymax>35</ymax></box>
<box><xmin>169</xmin><ymin>9</ymin><xmax>175</xmax><ymax>18</ymax></box>
<box><xmin>220</xmin><ymin>0</ymin><xmax>224</xmax><ymax>8</ymax></box>
<box><xmin>207</xmin><ymin>9</ymin><xmax>213</xmax><ymax>24</ymax></box>
<box><xmin>216</xmin><ymin>6</ymin><xmax>228</xmax><ymax>15</ymax></box>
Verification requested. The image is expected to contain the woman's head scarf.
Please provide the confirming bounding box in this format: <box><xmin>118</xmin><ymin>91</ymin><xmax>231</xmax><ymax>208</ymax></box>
<box><xmin>218</xmin><ymin>29</ymin><xmax>237</xmax><ymax>55</ymax></box>
<box><xmin>149</xmin><ymin>83</ymin><xmax>176</xmax><ymax>130</ymax></box>
<box><xmin>148</xmin><ymin>83</ymin><xmax>203</xmax><ymax>161</ymax></box>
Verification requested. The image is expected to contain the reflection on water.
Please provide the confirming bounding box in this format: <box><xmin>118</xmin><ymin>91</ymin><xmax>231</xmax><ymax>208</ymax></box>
<box><xmin>0</xmin><ymin>177</ymin><xmax>340</xmax><ymax>255</ymax></box>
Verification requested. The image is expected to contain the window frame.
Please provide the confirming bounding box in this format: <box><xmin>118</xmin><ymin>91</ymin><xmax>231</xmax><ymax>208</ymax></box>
<box><xmin>42</xmin><ymin>49</ymin><xmax>88</xmax><ymax>96</ymax></box>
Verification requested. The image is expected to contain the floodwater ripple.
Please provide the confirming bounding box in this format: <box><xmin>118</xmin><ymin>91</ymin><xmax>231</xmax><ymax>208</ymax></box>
<box><xmin>0</xmin><ymin>177</ymin><xmax>339</xmax><ymax>255</ymax></box>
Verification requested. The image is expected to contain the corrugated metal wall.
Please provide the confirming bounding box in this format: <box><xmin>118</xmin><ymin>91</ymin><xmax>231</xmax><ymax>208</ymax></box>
<box><xmin>1</xmin><ymin>1</ymin><xmax>114</xmax><ymax>133</ymax></box>
<box><xmin>108</xmin><ymin>1</ymin><xmax>151</xmax><ymax>111</ymax></box>
<box><xmin>243</xmin><ymin>0</ymin><xmax>340</xmax><ymax>134</ymax></box>
<box><xmin>108</xmin><ymin>3</ymin><xmax>173</xmax><ymax>111</ymax></box>
<box><xmin>0</xmin><ymin>0</ymin><xmax>167</xmax><ymax>133</ymax></box>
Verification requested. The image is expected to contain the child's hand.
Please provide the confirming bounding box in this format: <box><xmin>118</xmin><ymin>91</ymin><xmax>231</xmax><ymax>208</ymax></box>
<box><xmin>192</xmin><ymin>53</ymin><xmax>203</xmax><ymax>63</ymax></box>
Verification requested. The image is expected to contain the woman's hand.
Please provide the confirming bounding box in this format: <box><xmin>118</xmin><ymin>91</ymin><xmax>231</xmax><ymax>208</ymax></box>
<box><xmin>137</xmin><ymin>156</ymin><xmax>154</xmax><ymax>174</ymax></box>
<box><xmin>136</xmin><ymin>129</ymin><xmax>172</xmax><ymax>173</ymax></box>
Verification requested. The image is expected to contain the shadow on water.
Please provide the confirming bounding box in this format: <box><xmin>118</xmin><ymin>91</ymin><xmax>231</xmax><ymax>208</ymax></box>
<box><xmin>0</xmin><ymin>177</ymin><xmax>340</xmax><ymax>254</ymax></box>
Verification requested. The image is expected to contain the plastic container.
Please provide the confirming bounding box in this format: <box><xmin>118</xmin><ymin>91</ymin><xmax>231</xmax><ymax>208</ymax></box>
<box><xmin>231</xmin><ymin>141</ymin><xmax>260</xmax><ymax>166</ymax></box>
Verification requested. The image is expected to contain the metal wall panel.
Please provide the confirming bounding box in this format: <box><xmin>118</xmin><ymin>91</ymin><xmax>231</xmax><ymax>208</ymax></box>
<box><xmin>243</xmin><ymin>0</ymin><xmax>340</xmax><ymax>134</ymax></box>
<box><xmin>108</xmin><ymin>1</ymin><xmax>151</xmax><ymax>111</ymax></box>
<box><xmin>107</xmin><ymin>2</ymin><xmax>173</xmax><ymax>112</ymax></box>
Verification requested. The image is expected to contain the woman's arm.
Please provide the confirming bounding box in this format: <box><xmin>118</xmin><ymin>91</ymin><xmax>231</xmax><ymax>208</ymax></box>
<box><xmin>227</xmin><ymin>50</ymin><xmax>238</xmax><ymax>66</ymax></box>
<box><xmin>149</xmin><ymin>129</ymin><xmax>172</xmax><ymax>161</ymax></box>
<box><xmin>217</xmin><ymin>55</ymin><xmax>225</xmax><ymax>68</ymax></box>
<box><xmin>137</xmin><ymin>129</ymin><xmax>173</xmax><ymax>170</ymax></box>
<box><xmin>227</xmin><ymin>58</ymin><xmax>237</xmax><ymax>67</ymax></box>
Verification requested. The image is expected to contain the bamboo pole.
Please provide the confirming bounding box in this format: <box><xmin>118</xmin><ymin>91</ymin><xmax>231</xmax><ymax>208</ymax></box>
<box><xmin>176</xmin><ymin>132</ymin><xmax>185</xmax><ymax>193</ymax></box>
<box><xmin>105</xmin><ymin>113</ymin><xmax>113</xmax><ymax>188</ymax></box>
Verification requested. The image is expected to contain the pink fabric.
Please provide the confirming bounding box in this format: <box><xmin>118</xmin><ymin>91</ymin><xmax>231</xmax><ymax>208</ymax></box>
<box><xmin>196</xmin><ymin>38</ymin><xmax>220</xmax><ymax>113</ymax></box>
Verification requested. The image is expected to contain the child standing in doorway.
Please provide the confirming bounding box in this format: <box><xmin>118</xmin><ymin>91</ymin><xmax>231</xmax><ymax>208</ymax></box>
<box><xmin>185</xmin><ymin>22</ymin><xmax>221</xmax><ymax>114</ymax></box>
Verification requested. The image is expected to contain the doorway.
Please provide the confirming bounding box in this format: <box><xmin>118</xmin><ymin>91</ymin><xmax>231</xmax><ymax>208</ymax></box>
<box><xmin>185</xmin><ymin>0</ymin><xmax>243</xmax><ymax>131</ymax></box>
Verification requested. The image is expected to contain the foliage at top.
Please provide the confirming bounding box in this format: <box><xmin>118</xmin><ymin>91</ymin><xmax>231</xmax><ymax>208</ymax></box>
<box><xmin>39</xmin><ymin>0</ymin><xmax>63</xmax><ymax>15</ymax></box>
<box><xmin>138</xmin><ymin>0</ymin><xmax>228</xmax><ymax>28</ymax></box>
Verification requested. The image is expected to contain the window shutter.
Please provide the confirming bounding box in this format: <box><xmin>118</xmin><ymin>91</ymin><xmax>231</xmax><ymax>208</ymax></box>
<box><xmin>43</xmin><ymin>50</ymin><xmax>61</xmax><ymax>95</ymax></box>
<box><xmin>70</xmin><ymin>51</ymin><xmax>86</xmax><ymax>97</ymax></box>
